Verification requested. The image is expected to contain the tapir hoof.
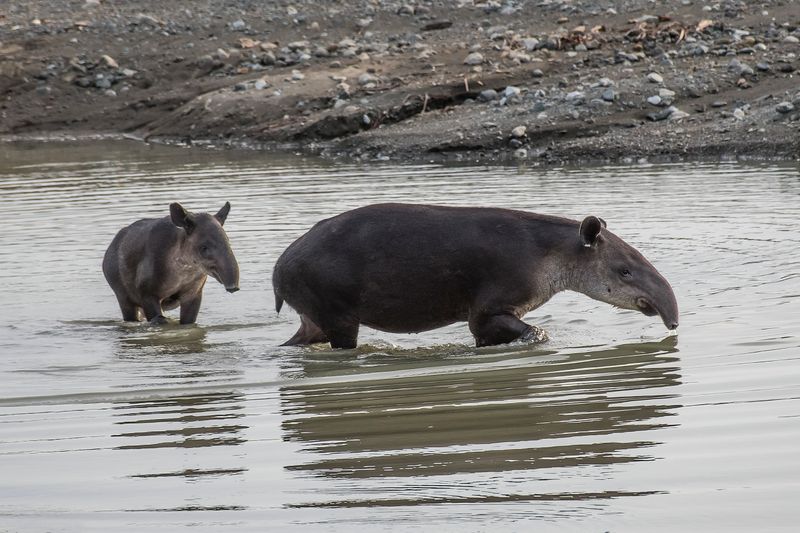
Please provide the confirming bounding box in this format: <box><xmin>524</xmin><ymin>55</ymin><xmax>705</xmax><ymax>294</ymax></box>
<box><xmin>521</xmin><ymin>325</ymin><xmax>548</xmax><ymax>344</ymax></box>
<box><xmin>150</xmin><ymin>315</ymin><xmax>168</xmax><ymax>325</ymax></box>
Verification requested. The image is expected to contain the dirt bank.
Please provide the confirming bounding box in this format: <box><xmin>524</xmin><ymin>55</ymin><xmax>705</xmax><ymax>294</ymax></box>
<box><xmin>2</xmin><ymin>0</ymin><xmax>799</xmax><ymax>164</ymax></box>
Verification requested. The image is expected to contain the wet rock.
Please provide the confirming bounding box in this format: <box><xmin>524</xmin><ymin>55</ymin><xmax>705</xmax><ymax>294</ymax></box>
<box><xmin>601</xmin><ymin>88</ymin><xmax>616</xmax><ymax>102</ymax></box>
<box><xmin>647</xmin><ymin>72</ymin><xmax>663</xmax><ymax>83</ymax></box>
<box><xmin>531</xmin><ymin>69</ymin><xmax>544</xmax><ymax>78</ymax></box>
<box><xmin>233</xmin><ymin>82</ymin><xmax>247</xmax><ymax>91</ymax></box>
<box><xmin>756</xmin><ymin>62</ymin><xmax>770</xmax><ymax>72</ymax></box>
<box><xmin>511</xmin><ymin>125</ymin><xmax>526</xmax><ymax>138</ymax></box>
<box><xmin>647</xmin><ymin>95</ymin><xmax>663</xmax><ymax>106</ymax></box>
<box><xmin>464</xmin><ymin>52</ymin><xmax>484</xmax><ymax>65</ymax></box>
<box><xmin>776</xmin><ymin>102</ymin><xmax>795</xmax><ymax>114</ymax></box>
<box><xmin>728</xmin><ymin>59</ymin><xmax>754</xmax><ymax>76</ymax></box>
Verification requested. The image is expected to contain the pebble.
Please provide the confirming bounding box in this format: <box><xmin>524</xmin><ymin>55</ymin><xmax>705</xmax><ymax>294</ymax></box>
<box><xmin>597</xmin><ymin>77</ymin><xmax>613</xmax><ymax>87</ymax></box>
<box><xmin>756</xmin><ymin>62</ymin><xmax>770</xmax><ymax>72</ymax></box>
<box><xmin>647</xmin><ymin>72</ymin><xmax>663</xmax><ymax>83</ymax></box>
<box><xmin>230</xmin><ymin>19</ymin><xmax>246</xmax><ymax>31</ymax></box>
<box><xmin>464</xmin><ymin>52</ymin><xmax>484</xmax><ymax>65</ymax></box>
<box><xmin>100</xmin><ymin>55</ymin><xmax>118</xmax><ymax>69</ymax></box>
<box><xmin>733</xmin><ymin>108</ymin><xmax>746</xmax><ymax>120</ymax></box>
<box><xmin>513</xmin><ymin>148</ymin><xmax>527</xmax><ymax>159</ymax></box>
<box><xmin>531</xmin><ymin>69</ymin><xmax>544</xmax><ymax>78</ymax></box>
<box><xmin>522</xmin><ymin>38</ymin><xmax>540</xmax><ymax>51</ymax></box>
<box><xmin>601</xmin><ymin>88</ymin><xmax>616</xmax><ymax>102</ymax></box>
<box><xmin>503</xmin><ymin>86</ymin><xmax>521</xmax><ymax>98</ymax></box>
<box><xmin>659</xmin><ymin>88</ymin><xmax>676</xmax><ymax>99</ymax></box>
<box><xmin>233</xmin><ymin>82</ymin><xmax>247</xmax><ymax>91</ymax></box>
<box><xmin>254</xmin><ymin>79</ymin><xmax>268</xmax><ymax>90</ymax></box>
<box><xmin>291</xmin><ymin>70</ymin><xmax>305</xmax><ymax>80</ymax></box>
<box><xmin>565</xmin><ymin>91</ymin><xmax>585</xmax><ymax>105</ymax></box>
<box><xmin>511</xmin><ymin>125</ymin><xmax>526</xmax><ymax>138</ymax></box>
<box><xmin>711</xmin><ymin>100</ymin><xmax>727</xmax><ymax>108</ymax></box>
<box><xmin>785</xmin><ymin>36</ymin><xmax>800</xmax><ymax>44</ymax></box>
<box><xmin>478</xmin><ymin>89</ymin><xmax>498</xmax><ymax>102</ymax></box>
<box><xmin>358</xmin><ymin>72</ymin><xmax>377</xmax><ymax>86</ymax></box>
<box><xmin>647</xmin><ymin>95</ymin><xmax>663</xmax><ymax>106</ymax></box>
<box><xmin>776</xmin><ymin>102</ymin><xmax>795</xmax><ymax>114</ymax></box>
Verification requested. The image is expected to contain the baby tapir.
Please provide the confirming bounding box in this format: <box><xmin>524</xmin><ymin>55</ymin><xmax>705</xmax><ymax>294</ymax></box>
<box><xmin>273</xmin><ymin>203</ymin><xmax>678</xmax><ymax>349</ymax></box>
<box><xmin>103</xmin><ymin>202</ymin><xmax>239</xmax><ymax>325</ymax></box>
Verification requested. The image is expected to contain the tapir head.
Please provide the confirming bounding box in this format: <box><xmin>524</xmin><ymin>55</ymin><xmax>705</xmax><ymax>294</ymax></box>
<box><xmin>575</xmin><ymin>216</ymin><xmax>678</xmax><ymax>330</ymax></box>
<box><xmin>170</xmin><ymin>202</ymin><xmax>240</xmax><ymax>293</ymax></box>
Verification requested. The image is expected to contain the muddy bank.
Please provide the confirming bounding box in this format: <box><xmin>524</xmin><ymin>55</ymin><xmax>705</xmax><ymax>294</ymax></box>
<box><xmin>2</xmin><ymin>0</ymin><xmax>799</xmax><ymax>164</ymax></box>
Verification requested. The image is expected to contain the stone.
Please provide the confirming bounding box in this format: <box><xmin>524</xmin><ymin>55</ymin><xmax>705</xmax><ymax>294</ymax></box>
<box><xmin>511</xmin><ymin>125</ymin><xmax>527</xmax><ymax>138</ymax></box>
<box><xmin>711</xmin><ymin>100</ymin><xmax>727</xmax><ymax>108</ymax></box>
<box><xmin>776</xmin><ymin>101</ymin><xmax>795</xmax><ymax>114</ymax></box>
<box><xmin>756</xmin><ymin>62</ymin><xmax>770</xmax><ymax>72</ymax></box>
<box><xmin>358</xmin><ymin>72</ymin><xmax>377</xmax><ymax>85</ymax></box>
<box><xmin>100</xmin><ymin>55</ymin><xmax>118</xmax><ymax>69</ymax></box>
<box><xmin>647</xmin><ymin>72</ymin><xmax>663</xmax><ymax>83</ymax></box>
<box><xmin>503</xmin><ymin>86</ymin><xmax>521</xmax><ymax>98</ymax></box>
<box><xmin>659</xmin><ymin>88</ymin><xmax>676</xmax><ymax>99</ymax></box>
<box><xmin>478</xmin><ymin>89</ymin><xmax>498</xmax><ymax>102</ymax></box>
<box><xmin>785</xmin><ymin>35</ymin><xmax>800</xmax><ymax>44</ymax></box>
<box><xmin>601</xmin><ymin>88</ymin><xmax>616</xmax><ymax>102</ymax></box>
<box><xmin>647</xmin><ymin>95</ymin><xmax>663</xmax><ymax>106</ymax></box>
<box><xmin>531</xmin><ymin>69</ymin><xmax>544</xmax><ymax>78</ymax></box>
<box><xmin>733</xmin><ymin>108</ymin><xmax>745</xmax><ymax>120</ymax></box>
<box><xmin>230</xmin><ymin>19</ymin><xmax>246</xmax><ymax>31</ymax></box>
<box><xmin>514</xmin><ymin>148</ymin><xmax>528</xmax><ymax>159</ymax></box>
<box><xmin>565</xmin><ymin>91</ymin><xmax>585</xmax><ymax>105</ymax></box>
<box><xmin>522</xmin><ymin>38</ymin><xmax>540</xmax><ymax>51</ymax></box>
<box><xmin>233</xmin><ymin>82</ymin><xmax>247</xmax><ymax>91</ymax></box>
<box><xmin>464</xmin><ymin>52</ymin><xmax>484</xmax><ymax>65</ymax></box>
<box><xmin>597</xmin><ymin>77</ymin><xmax>613</xmax><ymax>87</ymax></box>
<box><xmin>291</xmin><ymin>70</ymin><xmax>305</xmax><ymax>80</ymax></box>
<box><xmin>254</xmin><ymin>79</ymin><xmax>268</xmax><ymax>90</ymax></box>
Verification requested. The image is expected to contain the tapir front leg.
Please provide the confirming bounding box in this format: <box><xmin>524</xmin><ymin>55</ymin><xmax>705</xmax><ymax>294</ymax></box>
<box><xmin>469</xmin><ymin>312</ymin><xmax>548</xmax><ymax>347</ymax></box>
<box><xmin>179</xmin><ymin>292</ymin><xmax>203</xmax><ymax>325</ymax></box>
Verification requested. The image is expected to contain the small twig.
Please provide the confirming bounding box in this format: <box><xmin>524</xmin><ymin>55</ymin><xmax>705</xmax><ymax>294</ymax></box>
<box><xmin>422</xmin><ymin>93</ymin><xmax>429</xmax><ymax>113</ymax></box>
<box><xmin>464</xmin><ymin>77</ymin><xmax>469</xmax><ymax>92</ymax></box>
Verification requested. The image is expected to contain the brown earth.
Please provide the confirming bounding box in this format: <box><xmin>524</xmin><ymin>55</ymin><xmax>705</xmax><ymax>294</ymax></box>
<box><xmin>1</xmin><ymin>0</ymin><xmax>799</xmax><ymax>164</ymax></box>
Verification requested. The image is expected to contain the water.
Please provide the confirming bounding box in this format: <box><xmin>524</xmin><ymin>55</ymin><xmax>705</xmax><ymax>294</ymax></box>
<box><xmin>1</xmin><ymin>141</ymin><xmax>798</xmax><ymax>532</ymax></box>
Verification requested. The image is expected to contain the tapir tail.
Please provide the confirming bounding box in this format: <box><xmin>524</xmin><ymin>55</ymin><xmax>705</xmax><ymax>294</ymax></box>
<box><xmin>274</xmin><ymin>290</ymin><xmax>283</xmax><ymax>314</ymax></box>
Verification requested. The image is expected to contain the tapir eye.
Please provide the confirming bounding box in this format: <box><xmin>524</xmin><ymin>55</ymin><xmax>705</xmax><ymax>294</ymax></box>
<box><xmin>620</xmin><ymin>268</ymin><xmax>632</xmax><ymax>279</ymax></box>
<box><xmin>199</xmin><ymin>244</ymin><xmax>210</xmax><ymax>255</ymax></box>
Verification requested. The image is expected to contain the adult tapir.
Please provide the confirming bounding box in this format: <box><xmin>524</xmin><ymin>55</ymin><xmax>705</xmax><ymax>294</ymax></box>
<box><xmin>273</xmin><ymin>203</ymin><xmax>678</xmax><ymax>348</ymax></box>
<box><xmin>103</xmin><ymin>202</ymin><xmax>239</xmax><ymax>325</ymax></box>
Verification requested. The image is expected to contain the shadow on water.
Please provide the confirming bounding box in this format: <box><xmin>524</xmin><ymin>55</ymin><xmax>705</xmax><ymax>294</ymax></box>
<box><xmin>280</xmin><ymin>337</ymin><xmax>681</xmax><ymax>508</ymax></box>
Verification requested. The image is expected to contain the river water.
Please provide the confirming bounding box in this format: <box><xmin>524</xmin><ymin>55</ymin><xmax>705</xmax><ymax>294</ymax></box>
<box><xmin>0</xmin><ymin>141</ymin><xmax>798</xmax><ymax>532</ymax></box>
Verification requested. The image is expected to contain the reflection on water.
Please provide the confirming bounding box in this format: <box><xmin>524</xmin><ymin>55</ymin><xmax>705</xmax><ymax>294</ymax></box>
<box><xmin>282</xmin><ymin>339</ymin><xmax>680</xmax><ymax>507</ymax></box>
<box><xmin>1</xmin><ymin>141</ymin><xmax>799</xmax><ymax>532</ymax></box>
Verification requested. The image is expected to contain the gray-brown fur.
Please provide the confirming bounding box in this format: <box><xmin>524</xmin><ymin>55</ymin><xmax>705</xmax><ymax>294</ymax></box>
<box><xmin>273</xmin><ymin>203</ymin><xmax>678</xmax><ymax>349</ymax></box>
<box><xmin>102</xmin><ymin>202</ymin><xmax>239</xmax><ymax>324</ymax></box>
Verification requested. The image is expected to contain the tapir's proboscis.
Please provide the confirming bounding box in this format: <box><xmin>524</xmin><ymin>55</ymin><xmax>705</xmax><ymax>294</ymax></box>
<box><xmin>273</xmin><ymin>203</ymin><xmax>678</xmax><ymax>349</ymax></box>
<box><xmin>103</xmin><ymin>202</ymin><xmax>239</xmax><ymax>325</ymax></box>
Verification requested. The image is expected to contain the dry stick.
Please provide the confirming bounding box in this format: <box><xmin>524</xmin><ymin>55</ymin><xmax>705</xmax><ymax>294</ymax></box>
<box><xmin>422</xmin><ymin>93</ymin><xmax>429</xmax><ymax>113</ymax></box>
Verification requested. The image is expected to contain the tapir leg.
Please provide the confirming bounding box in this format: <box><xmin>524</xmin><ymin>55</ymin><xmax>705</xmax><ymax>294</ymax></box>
<box><xmin>180</xmin><ymin>293</ymin><xmax>203</xmax><ymax>325</ymax></box>
<box><xmin>115</xmin><ymin>294</ymin><xmax>143</xmax><ymax>322</ymax></box>
<box><xmin>469</xmin><ymin>312</ymin><xmax>547</xmax><ymax>347</ymax></box>
<box><xmin>142</xmin><ymin>298</ymin><xmax>167</xmax><ymax>325</ymax></box>
<box><xmin>281</xmin><ymin>314</ymin><xmax>330</xmax><ymax>346</ymax></box>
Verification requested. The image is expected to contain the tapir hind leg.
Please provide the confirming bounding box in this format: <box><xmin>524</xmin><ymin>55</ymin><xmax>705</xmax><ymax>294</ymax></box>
<box><xmin>469</xmin><ymin>312</ymin><xmax>548</xmax><ymax>347</ymax></box>
<box><xmin>113</xmin><ymin>292</ymin><xmax>143</xmax><ymax>322</ymax></box>
<box><xmin>281</xmin><ymin>314</ymin><xmax>330</xmax><ymax>346</ymax></box>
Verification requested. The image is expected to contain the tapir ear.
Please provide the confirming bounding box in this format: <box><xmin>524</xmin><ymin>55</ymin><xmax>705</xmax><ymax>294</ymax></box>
<box><xmin>579</xmin><ymin>215</ymin><xmax>604</xmax><ymax>247</ymax></box>
<box><xmin>215</xmin><ymin>201</ymin><xmax>231</xmax><ymax>226</ymax></box>
<box><xmin>170</xmin><ymin>202</ymin><xmax>195</xmax><ymax>233</ymax></box>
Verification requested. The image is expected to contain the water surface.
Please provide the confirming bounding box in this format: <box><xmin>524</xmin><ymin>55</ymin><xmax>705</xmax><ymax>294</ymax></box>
<box><xmin>1</xmin><ymin>141</ymin><xmax>799</xmax><ymax>531</ymax></box>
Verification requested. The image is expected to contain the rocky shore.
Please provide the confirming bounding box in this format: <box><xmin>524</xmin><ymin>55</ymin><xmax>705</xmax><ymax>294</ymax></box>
<box><xmin>2</xmin><ymin>0</ymin><xmax>799</xmax><ymax>164</ymax></box>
